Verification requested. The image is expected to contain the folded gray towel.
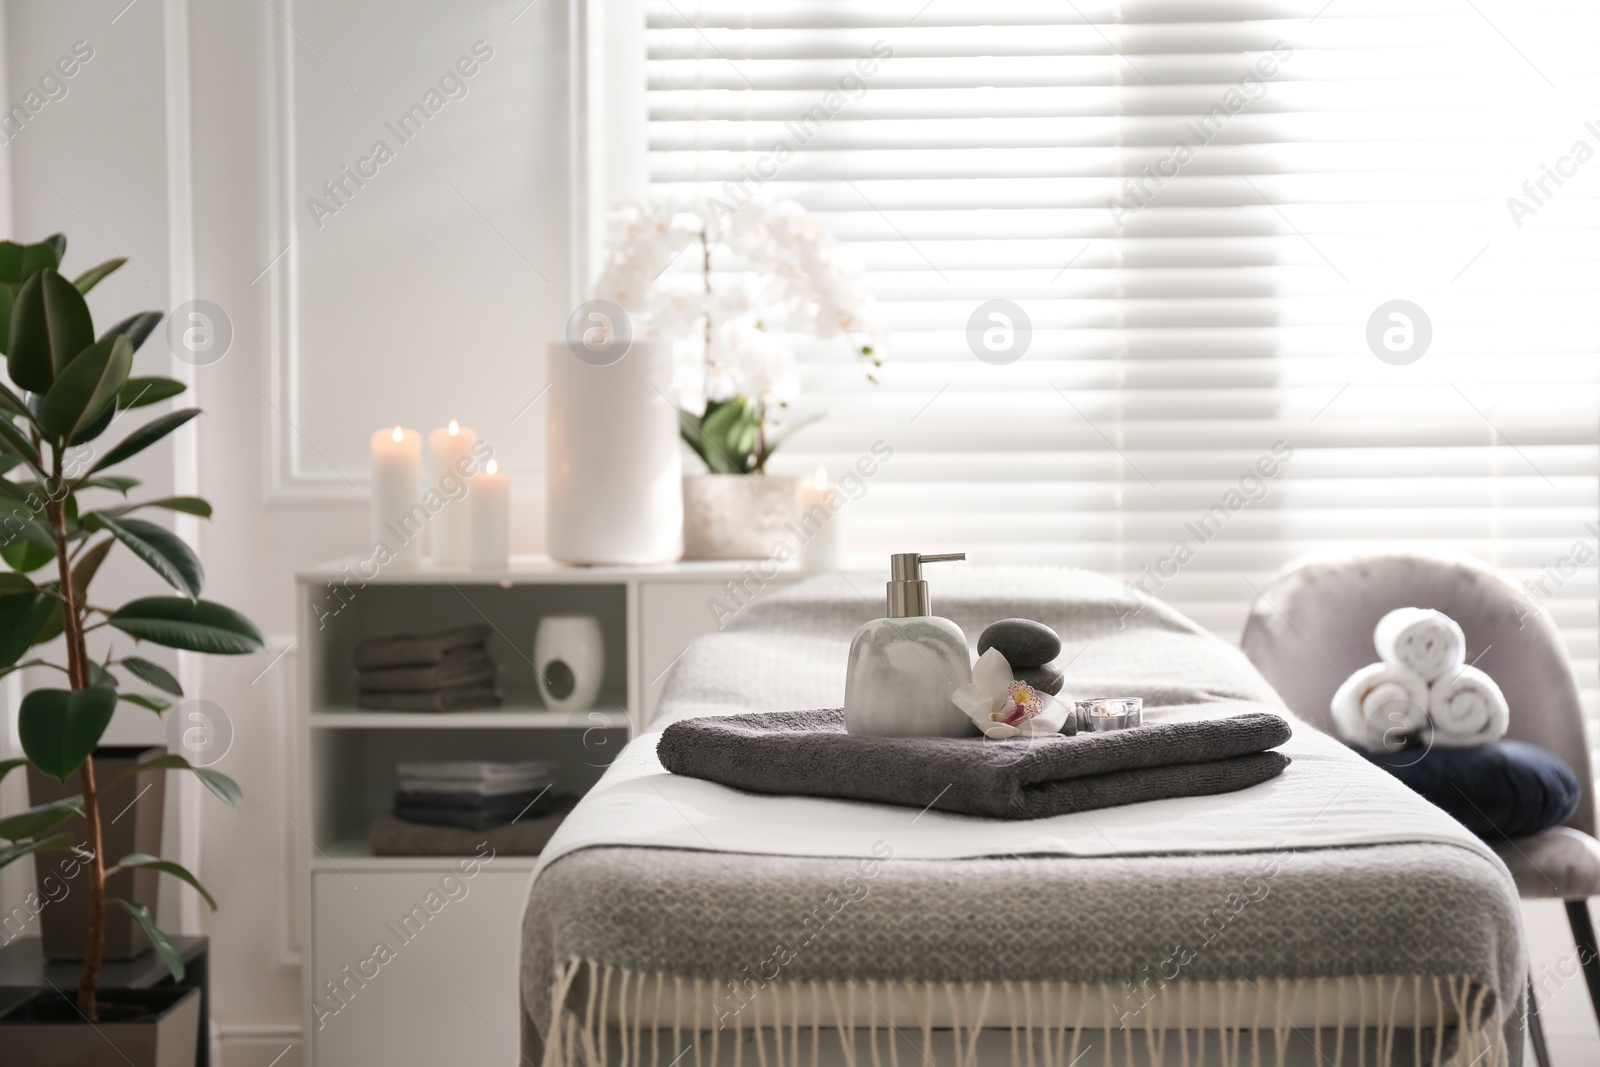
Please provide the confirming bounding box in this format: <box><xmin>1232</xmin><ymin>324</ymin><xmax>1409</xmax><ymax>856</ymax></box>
<box><xmin>657</xmin><ymin>709</ymin><xmax>1292</xmax><ymax>820</ymax></box>
<box><xmin>397</xmin><ymin>759</ymin><xmax>557</xmax><ymax>785</ymax></box>
<box><xmin>354</xmin><ymin>625</ymin><xmax>491</xmax><ymax>670</ymax></box>
<box><xmin>370</xmin><ymin>800</ymin><xmax>574</xmax><ymax>856</ymax></box>
<box><xmin>358</xmin><ymin>651</ymin><xmax>497</xmax><ymax>692</ymax></box>
<box><xmin>356</xmin><ymin>686</ymin><xmax>501</xmax><ymax>712</ymax></box>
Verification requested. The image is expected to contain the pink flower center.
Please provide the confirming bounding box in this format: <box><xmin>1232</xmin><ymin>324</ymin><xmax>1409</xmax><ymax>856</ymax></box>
<box><xmin>990</xmin><ymin>681</ymin><xmax>1043</xmax><ymax>726</ymax></box>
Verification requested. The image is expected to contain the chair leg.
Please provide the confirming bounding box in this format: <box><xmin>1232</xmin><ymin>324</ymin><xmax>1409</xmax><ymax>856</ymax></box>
<box><xmin>1564</xmin><ymin>897</ymin><xmax>1600</xmax><ymax>1019</ymax></box>
<box><xmin>1526</xmin><ymin>974</ymin><xmax>1554</xmax><ymax>1067</ymax></box>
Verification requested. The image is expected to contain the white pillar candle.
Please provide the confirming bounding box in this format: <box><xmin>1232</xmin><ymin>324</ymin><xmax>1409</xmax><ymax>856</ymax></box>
<box><xmin>795</xmin><ymin>465</ymin><xmax>847</xmax><ymax>572</ymax></box>
<box><xmin>469</xmin><ymin>459</ymin><xmax>510</xmax><ymax>570</ymax></box>
<box><xmin>370</xmin><ymin>425</ymin><xmax>423</xmax><ymax>570</ymax></box>
<box><xmin>428</xmin><ymin>419</ymin><xmax>478</xmax><ymax>568</ymax></box>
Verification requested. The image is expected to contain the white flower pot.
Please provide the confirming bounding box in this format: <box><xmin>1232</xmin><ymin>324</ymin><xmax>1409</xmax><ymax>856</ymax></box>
<box><xmin>682</xmin><ymin>473</ymin><xmax>799</xmax><ymax>560</ymax></box>
<box><xmin>545</xmin><ymin>340</ymin><xmax>683</xmax><ymax>564</ymax></box>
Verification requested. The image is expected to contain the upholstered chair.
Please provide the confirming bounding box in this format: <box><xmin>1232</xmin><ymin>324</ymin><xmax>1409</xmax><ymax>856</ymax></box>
<box><xmin>1240</xmin><ymin>551</ymin><xmax>1600</xmax><ymax>1067</ymax></box>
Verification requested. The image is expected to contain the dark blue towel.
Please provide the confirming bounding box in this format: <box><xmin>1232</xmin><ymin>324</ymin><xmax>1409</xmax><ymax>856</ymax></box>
<box><xmin>1359</xmin><ymin>739</ymin><xmax>1580</xmax><ymax>840</ymax></box>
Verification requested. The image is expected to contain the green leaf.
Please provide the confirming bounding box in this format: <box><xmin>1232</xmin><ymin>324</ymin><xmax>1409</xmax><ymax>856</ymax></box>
<box><xmin>19</xmin><ymin>687</ymin><xmax>117</xmax><ymax>780</ymax></box>
<box><xmin>194</xmin><ymin>766</ymin><xmax>242</xmax><ymax>806</ymax></box>
<box><xmin>73</xmin><ymin>258</ymin><xmax>125</xmax><ymax>295</ymax></box>
<box><xmin>119</xmin><ymin>753</ymin><xmax>242</xmax><ymax>807</ymax></box>
<box><xmin>0</xmin><ymin>832</ymin><xmax>75</xmax><ymax>871</ymax></box>
<box><xmin>115</xmin><ymin>854</ymin><xmax>217</xmax><ymax>910</ymax></box>
<box><xmin>0</xmin><ymin>236</ymin><xmax>63</xmax><ymax>283</ymax></box>
<box><xmin>1</xmin><ymin>540</ymin><xmax>54</xmax><ymax>575</ymax></box>
<box><xmin>0</xmin><ymin>381</ymin><xmax>30</xmax><ymax>421</ymax></box>
<box><xmin>0</xmin><ymin>573</ymin><xmax>36</xmax><ymax>595</ymax></box>
<box><xmin>90</xmin><ymin>408</ymin><xmax>200</xmax><ymax>473</ymax></box>
<box><xmin>117</xmin><ymin>377</ymin><xmax>186</xmax><ymax>409</ymax></box>
<box><xmin>0</xmin><ymin>415</ymin><xmax>43</xmax><ymax>470</ymax></box>
<box><xmin>8</xmin><ymin>270</ymin><xmax>94</xmax><ymax>392</ymax></box>
<box><xmin>110</xmin><ymin>597</ymin><xmax>263</xmax><ymax>654</ymax></box>
<box><xmin>0</xmin><ymin>796</ymin><xmax>81</xmax><ymax>841</ymax></box>
<box><xmin>99</xmin><ymin>311</ymin><xmax>163</xmax><ymax>355</ymax></box>
<box><xmin>38</xmin><ymin>334</ymin><xmax>134</xmax><ymax>439</ymax></box>
<box><xmin>83</xmin><ymin>514</ymin><xmax>203</xmax><ymax>598</ymax></box>
<box><xmin>79</xmin><ymin>475</ymin><xmax>140</xmax><ymax>494</ymax></box>
<box><xmin>85</xmin><ymin>661</ymin><xmax>117</xmax><ymax>689</ymax></box>
<box><xmin>69</xmin><ymin>400</ymin><xmax>117</xmax><ymax>447</ymax></box>
<box><xmin>0</xmin><ymin>757</ymin><xmax>26</xmax><ymax>786</ymax></box>
<box><xmin>119</xmin><ymin>693</ymin><xmax>170</xmax><ymax>713</ymax></box>
<box><xmin>99</xmin><ymin>496</ymin><xmax>212</xmax><ymax>520</ymax></box>
<box><xmin>0</xmin><ymin>592</ymin><xmax>58</xmax><ymax>665</ymax></box>
<box><xmin>121</xmin><ymin>655</ymin><xmax>182</xmax><ymax>696</ymax></box>
<box><xmin>72</xmin><ymin>536</ymin><xmax>113</xmax><ymax>603</ymax></box>
<box><xmin>114</xmin><ymin>899</ymin><xmax>185</xmax><ymax>982</ymax></box>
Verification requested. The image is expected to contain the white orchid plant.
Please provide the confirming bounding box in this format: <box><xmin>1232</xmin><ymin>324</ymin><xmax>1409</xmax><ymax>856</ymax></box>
<box><xmin>590</xmin><ymin>199</ymin><xmax>880</xmax><ymax>475</ymax></box>
<box><xmin>953</xmin><ymin>649</ymin><xmax>1072</xmax><ymax>739</ymax></box>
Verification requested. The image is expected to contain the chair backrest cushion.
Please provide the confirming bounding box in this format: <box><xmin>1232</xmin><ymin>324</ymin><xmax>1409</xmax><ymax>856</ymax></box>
<box><xmin>1240</xmin><ymin>550</ymin><xmax>1595</xmax><ymax>836</ymax></box>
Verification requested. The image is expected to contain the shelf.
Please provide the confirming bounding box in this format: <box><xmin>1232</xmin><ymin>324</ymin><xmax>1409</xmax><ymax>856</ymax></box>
<box><xmin>297</xmin><ymin>553</ymin><xmax>812</xmax><ymax>585</ymax></box>
<box><xmin>311</xmin><ymin>841</ymin><xmax>541</xmax><ymax>873</ymax></box>
<box><xmin>308</xmin><ymin>706</ymin><xmax>630</xmax><ymax>729</ymax></box>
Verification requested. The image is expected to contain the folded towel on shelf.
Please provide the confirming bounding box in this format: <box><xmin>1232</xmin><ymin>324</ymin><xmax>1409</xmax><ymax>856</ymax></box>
<box><xmin>354</xmin><ymin>624</ymin><xmax>492</xmax><ymax>670</ymax></box>
<box><xmin>1329</xmin><ymin>661</ymin><xmax>1430</xmax><ymax>750</ymax></box>
<box><xmin>1374</xmin><ymin>607</ymin><xmax>1465</xmax><ymax>683</ymax></box>
<box><xmin>357</xmin><ymin>651</ymin><xmax>497</xmax><ymax>692</ymax></box>
<box><xmin>1427</xmin><ymin>664</ymin><xmax>1510</xmax><ymax>748</ymax></box>
<box><xmin>657</xmin><ymin>709</ymin><xmax>1291</xmax><ymax>820</ymax></box>
<box><xmin>357</xmin><ymin>687</ymin><xmax>502</xmax><ymax>712</ymax></box>
<box><xmin>396</xmin><ymin>759</ymin><xmax>557</xmax><ymax>787</ymax></box>
<box><xmin>394</xmin><ymin>787</ymin><xmax>557</xmax><ymax>816</ymax></box>
<box><xmin>394</xmin><ymin>791</ymin><xmax>560</xmax><ymax>830</ymax></box>
<box><xmin>370</xmin><ymin>799</ymin><xmax>575</xmax><ymax>856</ymax></box>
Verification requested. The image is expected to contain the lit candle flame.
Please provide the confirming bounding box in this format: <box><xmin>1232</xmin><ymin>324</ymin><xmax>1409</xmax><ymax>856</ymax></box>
<box><xmin>391</xmin><ymin>426</ymin><xmax>404</xmax><ymax>443</ymax></box>
<box><xmin>485</xmin><ymin>459</ymin><xmax>498</xmax><ymax>476</ymax></box>
<box><xmin>812</xmin><ymin>466</ymin><xmax>828</xmax><ymax>489</ymax></box>
<box><xmin>448</xmin><ymin>419</ymin><xmax>460</xmax><ymax>436</ymax></box>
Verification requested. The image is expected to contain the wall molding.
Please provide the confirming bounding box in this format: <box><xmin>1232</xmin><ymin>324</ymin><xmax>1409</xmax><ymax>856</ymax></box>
<box><xmin>257</xmin><ymin>0</ymin><xmax>566</xmax><ymax>504</ymax></box>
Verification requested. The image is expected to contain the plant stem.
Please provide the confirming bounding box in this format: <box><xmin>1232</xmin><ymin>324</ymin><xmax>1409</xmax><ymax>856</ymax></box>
<box><xmin>48</xmin><ymin>447</ymin><xmax>103</xmax><ymax>1020</ymax></box>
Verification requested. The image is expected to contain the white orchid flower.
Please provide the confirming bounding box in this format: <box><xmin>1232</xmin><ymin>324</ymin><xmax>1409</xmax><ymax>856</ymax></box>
<box><xmin>952</xmin><ymin>648</ymin><xmax>1070</xmax><ymax>739</ymax></box>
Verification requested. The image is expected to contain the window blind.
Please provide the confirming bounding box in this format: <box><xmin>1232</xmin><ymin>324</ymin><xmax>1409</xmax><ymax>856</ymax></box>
<box><xmin>644</xmin><ymin>0</ymin><xmax>1600</xmax><ymax>734</ymax></box>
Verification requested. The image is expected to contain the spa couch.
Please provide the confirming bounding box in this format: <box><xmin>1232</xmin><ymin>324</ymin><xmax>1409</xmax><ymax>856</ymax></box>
<box><xmin>521</xmin><ymin>569</ymin><xmax>1526</xmax><ymax>1066</ymax></box>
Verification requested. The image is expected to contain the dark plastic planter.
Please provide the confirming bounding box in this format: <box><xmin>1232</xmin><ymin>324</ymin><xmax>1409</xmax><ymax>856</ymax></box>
<box><xmin>0</xmin><ymin>986</ymin><xmax>200</xmax><ymax>1067</ymax></box>
<box><xmin>26</xmin><ymin>745</ymin><xmax>167</xmax><ymax>960</ymax></box>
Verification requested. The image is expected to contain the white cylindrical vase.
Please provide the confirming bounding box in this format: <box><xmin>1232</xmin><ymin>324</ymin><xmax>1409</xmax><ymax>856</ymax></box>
<box><xmin>546</xmin><ymin>339</ymin><xmax>683</xmax><ymax>564</ymax></box>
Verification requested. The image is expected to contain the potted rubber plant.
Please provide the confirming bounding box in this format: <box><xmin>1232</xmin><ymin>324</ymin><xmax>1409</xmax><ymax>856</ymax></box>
<box><xmin>0</xmin><ymin>233</ymin><xmax>262</xmax><ymax>1066</ymax></box>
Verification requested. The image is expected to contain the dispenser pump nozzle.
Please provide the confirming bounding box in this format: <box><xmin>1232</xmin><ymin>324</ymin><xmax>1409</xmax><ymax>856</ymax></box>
<box><xmin>886</xmin><ymin>552</ymin><xmax>966</xmax><ymax>618</ymax></box>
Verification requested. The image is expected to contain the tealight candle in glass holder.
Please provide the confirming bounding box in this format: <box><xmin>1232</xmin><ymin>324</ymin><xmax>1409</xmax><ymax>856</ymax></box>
<box><xmin>1075</xmin><ymin>697</ymin><xmax>1144</xmax><ymax>732</ymax></box>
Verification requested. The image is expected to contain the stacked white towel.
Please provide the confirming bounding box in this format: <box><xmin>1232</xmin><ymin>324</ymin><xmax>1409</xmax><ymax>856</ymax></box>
<box><xmin>1329</xmin><ymin>607</ymin><xmax>1509</xmax><ymax>751</ymax></box>
<box><xmin>1331</xmin><ymin>662</ymin><xmax>1430</xmax><ymax>752</ymax></box>
<box><xmin>1427</xmin><ymin>666</ymin><xmax>1510</xmax><ymax>748</ymax></box>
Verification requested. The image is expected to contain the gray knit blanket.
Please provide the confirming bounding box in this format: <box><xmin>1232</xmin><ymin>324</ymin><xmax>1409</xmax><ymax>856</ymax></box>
<box><xmin>522</xmin><ymin>569</ymin><xmax>1526</xmax><ymax>1066</ymax></box>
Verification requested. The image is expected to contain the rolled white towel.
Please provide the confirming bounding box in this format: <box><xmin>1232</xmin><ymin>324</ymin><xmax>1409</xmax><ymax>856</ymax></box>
<box><xmin>1330</xmin><ymin>662</ymin><xmax>1431</xmax><ymax>751</ymax></box>
<box><xmin>1373</xmin><ymin>607</ymin><xmax>1465</xmax><ymax>683</ymax></box>
<box><xmin>1427</xmin><ymin>665</ymin><xmax>1509</xmax><ymax>748</ymax></box>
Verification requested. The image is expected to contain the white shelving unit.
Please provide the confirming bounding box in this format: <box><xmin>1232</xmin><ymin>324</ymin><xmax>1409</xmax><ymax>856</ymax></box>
<box><xmin>293</xmin><ymin>557</ymin><xmax>797</xmax><ymax>1067</ymax></box>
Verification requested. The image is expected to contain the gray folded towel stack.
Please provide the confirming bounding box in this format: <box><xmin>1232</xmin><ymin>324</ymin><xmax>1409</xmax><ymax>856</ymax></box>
<box><xmin>391</xmin><ymin>759</ymin><xmax>561</xmax><ymax>830</ymax></box>
<box><xmin>658</xmin><ymin>709</ymin><xmax>1292</xmax><ymax>820</ymax></box>
<box><xmin>355</xmin><ymin>625</ymin><xmax>502</xmax><ymax>712</ymax></box>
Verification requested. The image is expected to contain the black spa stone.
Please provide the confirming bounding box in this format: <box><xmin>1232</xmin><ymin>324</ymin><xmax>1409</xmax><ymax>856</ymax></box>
<box><xmin>977</xmin><ymin>618</ymin><xmax>1061</xmax><ymax>668</ymax></box>
<box><xmin>1014</xmin><ymin>662</ymin><xmax>1064</xmax><ymax>696</ymax></box>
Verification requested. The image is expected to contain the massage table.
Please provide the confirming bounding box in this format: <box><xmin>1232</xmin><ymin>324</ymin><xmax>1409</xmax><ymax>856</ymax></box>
<box><xmin>521</xmin><ymin>569</ymin><xmax>1526</xmax><ymax>1066</ymax></box>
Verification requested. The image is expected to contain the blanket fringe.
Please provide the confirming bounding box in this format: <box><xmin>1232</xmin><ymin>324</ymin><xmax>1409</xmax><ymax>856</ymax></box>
<box><xmin>542</xmin><ymin>961</ymin><xmax>1511</xmax><ymax>1067</ymax></box>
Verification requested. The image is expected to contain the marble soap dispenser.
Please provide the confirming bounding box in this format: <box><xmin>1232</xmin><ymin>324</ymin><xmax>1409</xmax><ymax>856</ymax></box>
<box><xmin>844</xmin><ymin>552</ymin><xmax>976</xmax><ymax>737</ymax></box>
